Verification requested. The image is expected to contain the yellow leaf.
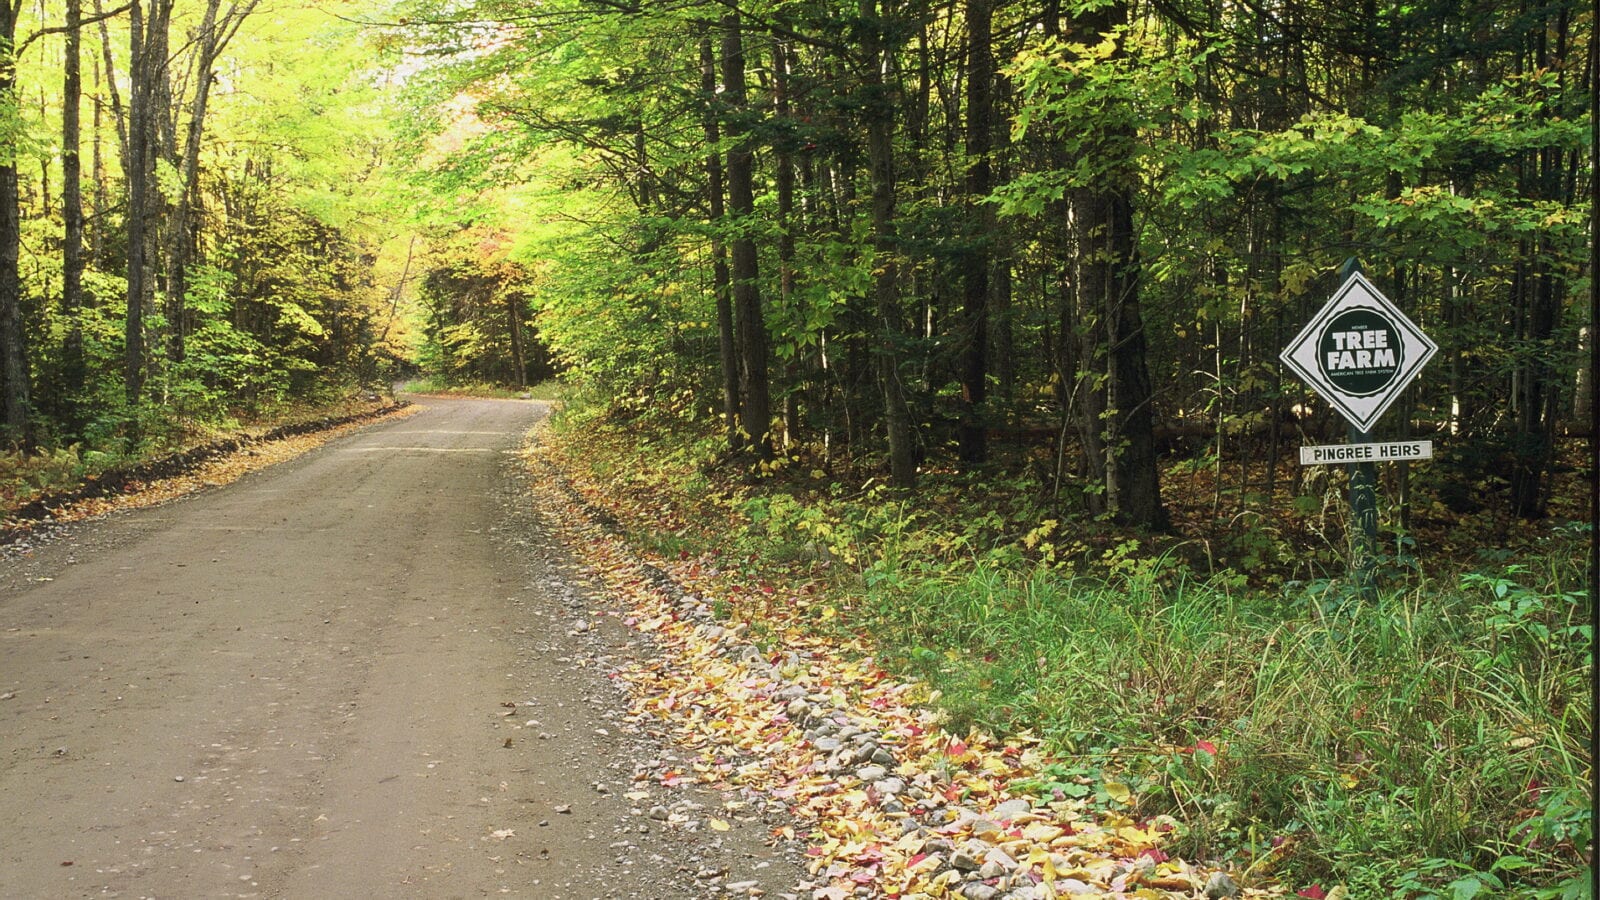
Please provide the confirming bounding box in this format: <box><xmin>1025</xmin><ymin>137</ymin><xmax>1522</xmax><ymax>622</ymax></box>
<box><xmin>1023</xmin><ymin>823</ymin><xmax>1064</xmax><ymax>842</ymax></box>
<box><xmin>1118</xmin><ymin>825</ymin><xmax>1156</xmax><ymax>846</ymax></box>
<box><xmin>1104</xmin><ymin>780</ymin><xmax>1132</xmax><ymax>804</ymax></box>
<box><xmin>708</xmin><ymin>818</ymin><xmax>731</xmax><ymax>832</ymax></box>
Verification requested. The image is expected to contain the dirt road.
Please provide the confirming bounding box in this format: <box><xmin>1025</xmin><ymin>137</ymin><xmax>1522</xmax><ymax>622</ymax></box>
<box><xmin>0</xmin><ymin>397</ymin><xmax>801</xmax><ymax>899</ymax></box>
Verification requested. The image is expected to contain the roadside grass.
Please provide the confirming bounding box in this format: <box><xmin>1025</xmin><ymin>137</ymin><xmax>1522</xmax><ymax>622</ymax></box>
<box><xmin>542</xmin><ymin>401</ymin><xmax>1592</xmax><ymax>897</ymax></box>
<box><xmin>0</xmin><ymin>390</ymin><xmax>399</xmax><ymax>513</ymax></box>
<box><xmin>864</xmin><ymin>561</ymin><xmax>1590</xmax><ymax>897</ymax></box>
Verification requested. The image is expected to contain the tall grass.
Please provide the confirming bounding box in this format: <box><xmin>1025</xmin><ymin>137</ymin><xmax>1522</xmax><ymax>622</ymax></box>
<box><xmin>858</xmin><ymin>556</ymin><xmax>1591</xmax><ymax>896</ymax></box>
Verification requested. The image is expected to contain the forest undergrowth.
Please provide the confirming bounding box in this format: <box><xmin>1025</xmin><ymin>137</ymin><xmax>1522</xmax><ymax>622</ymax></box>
<box><xmin>0</xmin><ymin>388</ymin><xmax>402</xmax><ymax>521</ymax></box>
<box><xmin>544</xmin><ymin>394</ymin><xmax>1592</xmax><ymax>899</ymax></box>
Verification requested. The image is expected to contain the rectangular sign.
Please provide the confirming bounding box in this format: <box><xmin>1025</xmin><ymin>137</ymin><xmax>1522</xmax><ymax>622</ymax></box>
<box><xmin>1299</xmin><ymin>440</ymin><xmax>1434</xmax><ymax>466</ymax></box>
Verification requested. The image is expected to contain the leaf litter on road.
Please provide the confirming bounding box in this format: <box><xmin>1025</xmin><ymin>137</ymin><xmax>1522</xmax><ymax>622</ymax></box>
<box><xmin>523</xmin><ymin>433</ymin><xmax>1283</xmax><ymax>900</ymax></box>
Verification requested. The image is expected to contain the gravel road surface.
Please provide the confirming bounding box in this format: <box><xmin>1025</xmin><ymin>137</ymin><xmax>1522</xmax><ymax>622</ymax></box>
<box><xmin>0</xmin><ymin>396</ymin><xmax>802</xmax><ymax>899</ymax></box>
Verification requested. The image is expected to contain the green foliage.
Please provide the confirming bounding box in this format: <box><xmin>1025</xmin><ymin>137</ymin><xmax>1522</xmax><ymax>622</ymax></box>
<box><xmin>1</xmin><ymin>0</ymin><xmax>410</xmax><ymax>457</ymax></box>
<box><xmin>851</xmin><ymin>549</ymin><xmax>1590</xmax><ymax>894</ymax></box>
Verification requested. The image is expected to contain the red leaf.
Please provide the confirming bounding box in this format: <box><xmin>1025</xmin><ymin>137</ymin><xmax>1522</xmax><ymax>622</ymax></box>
<box><xmin>1298</xmin><ymin>886</ymin><xmax>1327</xmax><ymax>899</ymax></box>
<box><xmin>1196</xmin><ymin>740</ymin><xmax>1218</xmax><ymax>755</ymax></box>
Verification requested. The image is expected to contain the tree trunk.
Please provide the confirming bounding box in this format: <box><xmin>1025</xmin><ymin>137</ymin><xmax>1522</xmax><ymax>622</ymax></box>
<box><xmin>506</xmin><ymin>292</ymin><xmax>527</xmax><ymax>389</ymax></box>
<box><xmin>1508</xmin><ymin>11</ymin><xmax>1574</xmax><ymax>519</ymax></box>
<box><xmin>94</xmin><ymin>0</ymin><xmax>125</xmax><ymax>156</ymax></box>
<box><xmin>61</xmin><ymin>0</ymin><xmax>87</xmax><ymax>407</ymax></box>
<box><xmin>861</xmin><ymin>0</ymin><xmax>916</xmax><ymax>488</ymax></box>
<box><xmin>0</xmin><ymin>0</ymin><xmax>33</xmax><ymax>443</ymax></box>
<box><xmin>1576</xmin><ymin>325</ymin><xmax>1593</xmax><ymax>435</ymax></box>
<box><xmin>124</xmin><ymin>0</ymin><xmax>151</xmax><ymax>403</ymax></box>
<box><xmin>719</xmin><ymin>12</ymin><xmax>771</xmax><ymax>459</ymax></box>
<box><xmin>699</xmin><ymin>29</ymin><xmax>741</xmax><ymax>453</ymax></box>
<box><xmin>163</xmin><ymin>0</ymin><xmax>258</xmax><ymax>366</ymax></box>
<box><xmin>90</xmin><ymin>56</ymin><xmax>107</xmax><ymax>266</ymax></box>
<box><xmin>1068</xmin><ymin>0</ymin><xmax>1166</xmax><ymax>529</ymax></box>
<box><xmin>991</xmin><ymin>75</ymin><xmax>1015</xmax><ymax>421</ymax></box>
<box><xmin>774</xmin><ymin>39</ymin><xmax>801</xmax><ymax>447</ymax></box>
<box><xmin>956</xmin><ymin>0</ymin><xmax>993</xmax><ymax>467</ymax></box>
<box><xmin>162</xmin><ymin>0</ymin><xmax>225</xmax><ymax>365</ymax></box>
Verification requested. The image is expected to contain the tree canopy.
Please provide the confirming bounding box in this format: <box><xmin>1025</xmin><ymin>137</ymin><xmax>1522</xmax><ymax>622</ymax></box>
<box><xmin>0</xmin><ymin>0</ymin><xmax>1589</xmax><ymax>513</ymax></box>
<box><xmin>375</xmin><ymin>0</ymin><xmax>1590</xmax><ymax>527</ymax></box>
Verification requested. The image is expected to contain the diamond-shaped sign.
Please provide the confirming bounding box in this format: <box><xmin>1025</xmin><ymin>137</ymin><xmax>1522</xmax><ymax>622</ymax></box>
<box><xmin>1280</xmin><ymin>271</ymin><xmax>1437</xmax><ymax>433</ymax></box>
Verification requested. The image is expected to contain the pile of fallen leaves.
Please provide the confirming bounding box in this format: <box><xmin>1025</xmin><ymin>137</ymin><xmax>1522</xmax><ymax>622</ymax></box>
<box><xmin>1</xmin><ymin>404</ymin><xmax>419</xmax><ymax>542</ymax></box>
<box><xmin>525</xmin><ymin>431</ymin><xmax>1286</xmax><ymax>900</ymax></box>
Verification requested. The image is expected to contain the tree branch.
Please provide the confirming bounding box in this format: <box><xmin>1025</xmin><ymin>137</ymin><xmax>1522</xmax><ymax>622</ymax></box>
<box><xmin>15</xmin><ymin>2</ymin><xmax>130</xmax><ymax>57</ymax></box>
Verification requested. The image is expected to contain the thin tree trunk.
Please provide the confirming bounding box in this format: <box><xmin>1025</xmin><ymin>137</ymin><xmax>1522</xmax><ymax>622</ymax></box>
<box><xmin>956</xmin><ymin>0</ymin><xmax>993</xmax><ymax>467</ymax></box>
<box><xmin>700</xmin><ymin>29</ymin><xmax>741</xmax><ymax>453</ymax></box>
<box><xmin>774</xmin><ymin>39</ymin><xmax>801</xmax><ymax>447</ymax></box>
<box><xmin>94</xmin><ymin>0</ymin><xmax>125</xmax><ymax>158</ymax></box>
<box><xmin>0</xmin><ymin>0</ymin><xmax>31</xmax><ymax>443</ymax></box>
<box><xmin>720</xmin><ymin>12</ymin><xmax>772</xmax><ymax>459</ymax></box>
<box><xmin>991</xmin><ymin>75</ymin><xmax>1015</xmax><ymax>422</ymax></box>
<box><xmin>1576</xmin><ymin>326</ymin><xmax>1593</xmax><ymax>433</ymax></box>
<box><xmin>506</xmin><ymin>292</ymin><xmax>527</xmax><ymax>390</ymax></box>
<box><xmin>124</xmin><ymin>0</ymin><xmax>175</xmax><ymax>404</ymax></box>
<box><xmin>861</xmin><ymin>0</ymin><xmax>915</xmax><ymax>488</ymax></box>
<box><xmin>163</xmin><ymin>0</ymin><xmax>259</xmax><ymax>365</ymax></box>
<box><xmin>62</xmin><ymin>0</ymin><xmax>87</xmax><ymax>405</ymax></box>
<box><xmin>1508</xmin><ymin>10</ymin><xmax>1573</xmax><ymax>519</ymax></box>
<box><xmin>90</xmin><ymin>57</ymin><xmax>105</xmax><ymax>266</ymax></box>
<box><xmin>124</xmin><ymin>0</ymin><xmax>150</xmax><ymax>403</ymax></box>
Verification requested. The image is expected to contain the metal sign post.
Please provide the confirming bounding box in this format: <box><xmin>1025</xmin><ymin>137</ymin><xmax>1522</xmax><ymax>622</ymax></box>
<box><xmin>1347</xmin><ymin>420</ymin><xmax>1378</xmax><ymax>592</ymax></box>
<box><xmin>1280</xmin><ymin>259</ymin><xmax>1438</xmax><ymax>593</ymax></box>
